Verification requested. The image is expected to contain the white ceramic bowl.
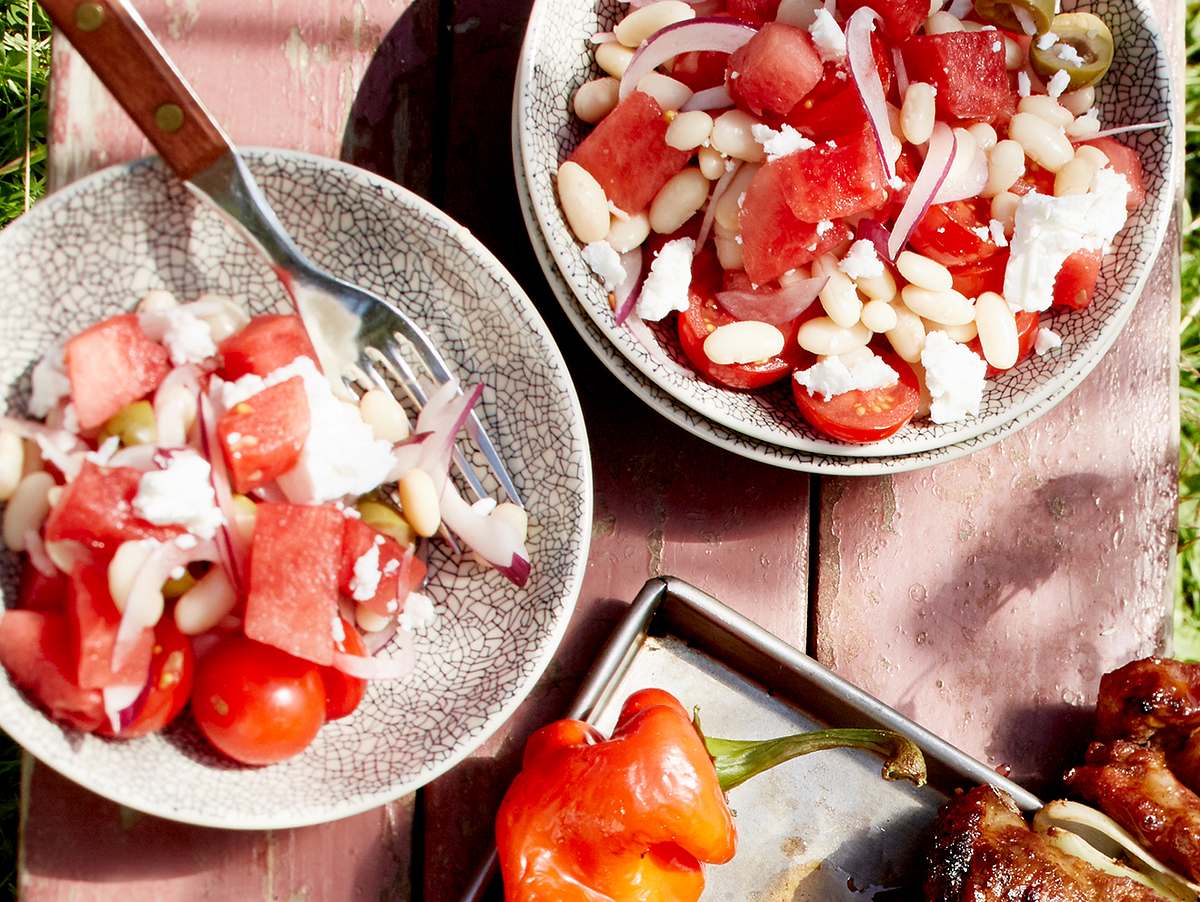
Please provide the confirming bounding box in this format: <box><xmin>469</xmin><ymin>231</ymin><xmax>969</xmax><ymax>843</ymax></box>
<box><xmin>0</xmin><ymin>150</ymin><xmax>591</xmax><ymax>828</ymax></box>
<box><xmin>514</xmin><ymin>0</ymin><xmax>1175</xmax><ymax>465</ymax></box>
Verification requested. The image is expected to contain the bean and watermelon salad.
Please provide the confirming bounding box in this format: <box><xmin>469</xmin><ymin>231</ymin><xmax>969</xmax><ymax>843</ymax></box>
<box><xmin>560</xmin><ymin>0</ymin><xmax>1162</xmax><ymax>443</ymax></box>
<box><xmin>0</xmin><ymin>292</ymin><xmax>529</xmax><ymax>764</ymax></box>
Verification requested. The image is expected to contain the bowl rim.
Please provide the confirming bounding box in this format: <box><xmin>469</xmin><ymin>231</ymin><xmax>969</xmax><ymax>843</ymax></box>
<box><xmin>513</xmin><ymin>0</ymin><xmax>1178</xmax><ymax>460</ymax></box>
<box><xmin>0</xmin><ymin>147</ymin><xmax>594</xmax><ymax>829</ymax></box>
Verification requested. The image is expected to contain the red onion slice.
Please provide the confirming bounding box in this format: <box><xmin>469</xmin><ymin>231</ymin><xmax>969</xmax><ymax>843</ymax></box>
<box><xmin>412</xmin><ymin>383</ymin><xmax>484</xmax><ymax>498</ymax></box>
<box><xmin>102</xmin><ymin>681</ymin><xmax>150</xmax><ymax>735</ymax></box>
<box><xmin>888</xmin><ymin>122</ymin><xmax>956</xmax><ymax>259</ymax></box>
<box><xmin>933</xmin><ymin>136</ymin><xmax>988</xmax><ymax>203</ymax></box>
<box><xmin>618</xmin><ymin>17</ymin><xmax>758</xmax><ymax>101</ymax></box>
<box><xmin>625</xmin><ymin>313</ymin><xmax>697</xmax><ymax>380</ymax></box>
<box><xmin>613</xmin><ymin>247</ymin><xmax>645</xmax><ymax>326</ymax></box>
<box><xmin>695</xmin><ymin>160</ymin><xmax>742</xmax><ymax>257</ymax></box>
<box><xmin>1089</xmin><ymin>120</ymin><xmax>1169</xmax><ymax>139</ymax></box>
<box><xmin>153</xmin><ymin>364</ymin><xmax>201</xmax><ymax>447</ymax></box>
<box><xmin>715</xmin><ymin>277</ymin><xmax>827</xmax><ymax>324</ymax></box>
<box><xmin>0</xmin><ymin>417</ymin><xmax>85</xmax><ymax>479</ymax></box>
<box><xmin>333</xmin><ymin>628</ymin><xmax>415</xmax><ymax>679</ymax></box>
<box><xmin>107</xmin><ymin>444</ymin><xmax>166</xmax><ymax>472</ymax></box>
<box><xmin>197</xmin><ymin>392</ymin><xmax>246</xmax><ymax>593</ymax></box>
<box><xmin>629</xmin><ymin>0</ymin><xmax>722</xmax><ymax>10</ymax></box>
<box><xmin>845</xmin><ymin>7</ymin><xmax>900</xmax><ymax>181</ymax></box>
<box><xmin>856</xmin><ymin>218</ymin><xmax>894</xmax><ymax>264</ymax></box>
<box><xmin>892</xmin><ymin>48</ymin><xmax>908</xmax><ymax>96</ymax></box>
<box><xmin>24</xmin><ymin>529</ymin><xmax>56</xmax><ymax>577</ymax></box>
<box><xmin>680</xmin><ymin>85</ymin><xmax>733</xmax><ymax>112</ymax></box>
<box><xmin>439</xmin><ymin>480</ymin><xmax>531</xmax><ymax>587</ymax></box>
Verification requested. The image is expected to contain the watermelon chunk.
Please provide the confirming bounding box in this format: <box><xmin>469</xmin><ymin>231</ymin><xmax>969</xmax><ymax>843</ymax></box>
<box><xmin>840</xmin><ymin>0</ymin><xmax>929</xmax><ymax>41</ymax></box>
<box><xmin>245</xmin><ymin>503</ymin><xmax>343</xmax><ymax>665</ymax></box>
<box><xmin>218</xmin><ymin>315</ymin><xmax>317</xmax><ymax>380</ymax></box>
<box><xmin>727</xmin><ymin>0</ymin><xmax>781</xmax><ymax>24</ymax></box>
<box><xmin>1053</xmin><ymin>249</ymin><xmax>1103</xmax><ymax>310</ymax></box>
<box><xmin>727</xmin><ymin>22</ymin><xmax>822</xmax><ymax>119</ymax></box>
<box><xmin>68</xmin><ymin>564</ymin><xmax>154</xmax><ymax>690</ymax></box>
<box><xmin>1082</xmin><ymin>137</ymin><xmax>1146</xmax><ymax>211</ymax></box>
<box><xmin>567</xmin><ymin>92</ymin><xmax>690</xmax><ymax>214</ymax></box>
<box><xmin>901</xmin><ymin>32</ymin><xmax>1014</xmax><ymax>124</ymax></box>
<box><xmin>65</xmin><ymin>314</ymin><xmax>171</xmax><ymax>430</ymax></box>
<box><xmin>783</xmin><ymin>37</ymin><xmax>893</xmax><ymax>140</ymax></box>
<box><xmin>44</xmin><ymin>461</ymin><xmax>182</xmax><ymax>548</ymax></box>
<box><xmin>0</xmin><ymin>611</ymin><xmax>105</xmax><ymax>732</ymax></box>
<box><xmin>19</xmin><ymin>561</ymin><xmax>67</xmax><ymax>613</ymax></box>
<box><xmin>776</xmin><ymin>125</ymin><xmax>888</xmax><ymax>222</ymax></box>
<box><xmin>739</xmin><ymin>163</ymin><xmax>854</xmax><ymax>284</ymax></box>
<box><xmin>217</xmin><ymin>376</ymin><xmax>310</xmax><ymax>494</ymax></box>
<box><xmin>338</xmin><ymin>519</ymin><xmax>412</xmax><ymax>617</ymax></box>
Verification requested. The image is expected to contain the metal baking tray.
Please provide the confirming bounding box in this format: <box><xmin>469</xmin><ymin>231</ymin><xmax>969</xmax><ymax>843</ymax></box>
<box><xmin>462</xmin><ymin>576</ymin><xmax>1040</xmax><ymax>901</ymax></box>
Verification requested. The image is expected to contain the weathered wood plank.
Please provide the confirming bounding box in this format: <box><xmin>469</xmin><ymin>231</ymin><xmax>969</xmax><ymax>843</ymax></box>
<box><xmin>26</xmin><ymin>2</ymin><xmax>434</xmax><ymax>899</ymax></box>
<box><xmin>418</xmin><ymin>4</ymin><xmax>812</xmax><ymax>897</ymax></box>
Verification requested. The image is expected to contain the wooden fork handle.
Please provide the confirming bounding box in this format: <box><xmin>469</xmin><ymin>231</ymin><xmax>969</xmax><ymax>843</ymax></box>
<box><xmin>38</xmin><ymin>0</ymin><xmax>232</xmax><ymax>180</ymax></box>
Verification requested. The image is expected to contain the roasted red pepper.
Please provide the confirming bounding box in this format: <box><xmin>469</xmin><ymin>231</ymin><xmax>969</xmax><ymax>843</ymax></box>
<box><xmin>496</xmin><ymin>688</ymin><xmax>926</xmax><ymax>901</ymax></box>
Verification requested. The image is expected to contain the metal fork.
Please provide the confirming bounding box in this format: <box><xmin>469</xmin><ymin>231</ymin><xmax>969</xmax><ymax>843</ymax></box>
<box><xmin>40</xmin><ymin>0</ymin><xmax>521</xmax><ymax>506</ymax></box>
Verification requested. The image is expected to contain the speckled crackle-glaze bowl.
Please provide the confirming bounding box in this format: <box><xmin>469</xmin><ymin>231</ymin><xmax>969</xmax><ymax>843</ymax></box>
<box><xmin>0</xmin><ymin>150</ymin><xmax>591</xmax><ymax>828</ymax></box>
<box><xmin>514</xmin><ymin>0</ymin><xmax>1176</xmax><ymax>467</ymax></box>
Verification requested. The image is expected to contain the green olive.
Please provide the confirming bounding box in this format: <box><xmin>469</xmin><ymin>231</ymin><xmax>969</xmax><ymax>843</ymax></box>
<box><xmin>356</xmin><ymin>499</ymin><xmax>416</xmax><ymax>547</ymax></box>
<box><xmin>973</xmin><ymin>0</ymin><xmax>1054</xmax><ymax>35</ymax></box>
<box><xmin>99</xmin><ymin>400</ymin><xmax>157</xmax><ymax>447</ymax></box>
<box><xmin>162</xmin><ymin>570</ymin><xmax>197</xmax><ymax>599</ymax></box>
<box><xmin>1029</xmin><ymin>13</ymin><xmax>1114</xmax><ymax>90</ymax></box>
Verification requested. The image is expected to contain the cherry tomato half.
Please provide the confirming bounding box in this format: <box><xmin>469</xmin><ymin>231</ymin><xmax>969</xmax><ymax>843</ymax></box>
<box><xmin>321</xmin><ymin>617</ymin><xmax>367</xmax><ymax>721</ymax></box>
<box><xmin>792</xmin><ymin>351</ymin><xmax>921</xmax><ymax>443</ymax></box>
<box><xmin>950</xmin><ymin>251</ymin><xmax>1010</xmax><ymax>298</ymax></box>
<box><xmin>909</xmin><ymin>199</ymin><xmax>999</xmax><ymax>267</ymax></box>
<box><xmin>99</xmin><ymin>617</ymin><xmax>194</xmax><ymax>739</ymax></box>
<box><xmin>191</xmin><ymin>636</ymin><xmax>325</xmax><ymax>765</ymax></box>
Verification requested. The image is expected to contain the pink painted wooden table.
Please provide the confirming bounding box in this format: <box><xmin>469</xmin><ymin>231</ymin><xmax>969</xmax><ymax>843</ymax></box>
<box><xmin>19</xmin><ymin>0</ymin><xmax>1183</xmax><ymax>899</ymax></box>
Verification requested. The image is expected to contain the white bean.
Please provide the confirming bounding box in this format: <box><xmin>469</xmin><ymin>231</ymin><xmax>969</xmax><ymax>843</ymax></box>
<box><xmin>650</xmin><ymin>168</ymin><xmax>710</xmax><ymax>234</ymax></box>
<box><xmin>154</xmin><ymin>380</ymin><xmax>199</xmax><ymax>447</ymax></box>
<box><xmin>991</xmin><ymin>192</ymin><xmax>1020</xmax><ymax>233</ymax></box>
<box><xmin>1008</xmin><ymin>112</ymin><xmax>1073</xmax><ymax>173</ymax></box>
<box><xmin>796</xmin><ymin>318</ymin><xmax>871</xmax><ymax>356</ymax></box>
<box><xmin>900</xmin><ymin>83</ymin><xmax>937</xmax><ymax>146</ymax></box>
<box><xmin>231</xmin><ymin>494</ymin><xmax>257</xmax><ymax>545</ymax></box>
<box><xmin>714</xmin><ymin>235</ymin><xmax>744</xmax><ymax>270</ymax></box>
<box><xmin>967</xmin><ymin>122</ymin><xmax>998</xmax><ymax>151</ymax></box>
<box><xmin>359</xmin><ymin>389</ymin><xmax>410</xmax><ymax>443</ymax></box>
<box><xmin>491</xmin><ymin>503</ymin><xmax>529</xmax><ymax>544</ymax></box>
<box><xmin>136</xmin><ymin>289</ymin><xmax>178</xmax><ymax>315</ymax></box>
<box><xmin>0</xmin><ymin>431</ymin><xmax>23</xmax><ymax>501</ymax></box>
<box><xmin>607</xmin><ymin>210</ymin><xmax>651</xmax><ymax>253</ymax></box>
<box><xmin>925</xmin><ymin>11</ymin><xmax>964</xmax><ymax>33</ymax></box>
<box><xmin>615</xmin><ymin>1</ymin><xmax>695</xmax><ymax>47</ymax></box>
<box><xmin>855</xmin><ymin>267</ymin><xmax>897</xmax><ymax>302</ymax></box>
<box><xmin>573</xmin><ymin>77</ymin><xmax>620</xmax><ymax>124</ymax></box>
<box><xmin>861</xmin><ymin>299</ymin><xmax>898</xmax><ymax>333</ymax></box>
<box><xmin>698</xmin><ymin>146</ymin><xmax>727</xmax><ymax>180</ymax></box>
<box><xmin>596</xmin><ymin>41</ymin><xmax>634</xmax><ymax>78</ymax></box>
<box><xmin>191</xmin><ymin>293</ymin><xmax>250</xmax><ymax>342</ymax></box>
<box><xmin>813</xmin><ymin>254</ymin><xmax>863</xmax><ymax>328</ymax></box>
<box><xmin>983</xmin><ymin>139</ymin><xmax>1026</xmax><ymax>197</ymax></box>
<box><xmin>1018</xmin><ymin>95</ymin><xmax>1074</xmax><ymax>128</ymax></box>
<box><xmin>1066</xmin><ymin>113</ymin><xmax>1101</xmax><ymax>140</ymax></box>
<box><xmin>885</xmin><ymin>305</ymin><xmax>926</xmax><ymax>363</ymax></box>
<box><xmin>557</xmin><ymin>161</ymin><xmax>610</xmax><ymax>244</ymax></box>
<box><xmin>926</xmin><ymin>319</ymin><xmax>978</xmax><ymax>342</ymax></box>
<box><xmin>704</xmin><ymin>321</ymin><xmax>785</xmax><ymax>365</ymax></box>
<box><xmin>44</xmin><ymin>540</ymin><xmax>78</xmax><ymax>572</ymax></box>
<box><xmin>175</xmin><ymin>567</ymin><xmax>238</xmax><ymax>635</ymax></box>
<box><xmin>1060</xmin><ymin>85</ymin><xmax>1096</xmax><ymax>116</ymax></box>
<box><xmin>896</xmin><ymin>251</ymin><xmax>953</xmax><ymax>292</ymax></box>
<box><xmin>666</xmin><ymin>110</ymin><xmax>714</xmax><ymax>152</ymax></box>
<box><xmin>398</xmin><ymin>468</ymin><xmax>440</xmax><ymax>538</ymax></box>
<box><xmin>715</xmin><ymin>162</ymin><xmax>760</xmax><ymax>231</ymax></box>
<box><xmin>108</xmin><ymin>540</ymin><xmax>157</xmax><ymax>613</ymax></box>
<box><xmin>1054</xmin><ymin>154</ymin><xmax>1097</xmax><ymax>197</ymax></box>
<box><xmin>356</xmin><ymin>606</ymin><xmax>392</xmax><ymax>633</ymax></box>
<box><xmin>711</xmin><ymin>110</ymin><xmax>765</xmax><ymax>162</ymax></box>
<box><xmin>974</xmin><ymin>291</ymin><xmax>1018</xmax><ymax>369</ymax></box>
<box><xmin>1075</xmin><ymin>144</ymin><xmax>1111</xmax><ymax>170</ymax></box>
<box><xmin>901</xmin><ymin>285</ymin><xmax>974</xmax><ymax>325</ymax></box>
<box><xmin>1004</xmin><ymin>36</ymin><xmax>1024</xmax><ymax>70</ymax></box>
<box><xmin>637</xmin><ymin>73</ymin><xmax>693</xmax><ymax>112</ymax></box>
<box><xmin>2</xmin><ymin>471</ymin><xmax>53</xmax><ymax>551</ymax></box>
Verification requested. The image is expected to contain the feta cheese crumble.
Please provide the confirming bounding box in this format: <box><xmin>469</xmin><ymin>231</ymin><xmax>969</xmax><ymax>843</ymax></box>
<box><xmin>1055</xmin><ymin>43</ymin><xmax>1084</xmax><ymax>66</ymax></box>
<box><xmin>808</xmin><ymin>8</ymin><xmax>846</xmax><ymax>62</ymax></box>
<box><xmin>349</xmin><ymin>543</ymin><xmax>382</xmax><ymax>602</ymax></box>
<box><xmin>1003</xmin><ymin>168</ymin><xmax>1130</xmax><ymax>312</ymax></box>
<box><xmin>971</xmin><ymin>225</ymin><xmax>990</xmax><ymax>242</ymax></box>
<box><xmin>28</xmin><ymin>345</ymin><xmax>70</xmax><ymax>418</ymax></box>
<box><xmin>399</xmin><ymin>593</ymin><xmax>437</xmax><ymax>632</ymax></box>
<box><xmin>794</xmin><ymin>350</ymin><xmax>899</xmax><ymax>401</ymax></box>
<box><xmin>138</xmin><ymin>304</ymin><xmax>218</xmax><ymax>366</ymax></box>
<box><xmin>581</xmin><ymin>240</ymin><xmax>626</xmax><ymax>293</ymax></box>
<box><xmin>133</xmin><ymin>451</ymin><xmax>225</xmax><ymax>539</ymax></box>
<box><xmin>637</xmin><ymin>238</ymin><xmax>696</xmax><ymax>322</ymax></box>
<box><xmin>920</xmin><ymin>331</ymin><xmax>987</xmax><ymax>424</ymax></box>
<box><xmin>1034</xmin><ymin>327</ymin><xmax>1063</xmax><ymax>356</ymax></box>
<box><xmin>816</xmin><ymin>219</ymin><xmax>834</xmax><ymax>236</ymax></box>
<box><xmin>838</xmin><ymin>239</ymin><xmax>884</xmax><ymax>280</ymax></box>
<box><xmin>1017</xmin><ymin>71</ymin><xmax>1031</xmax><ymax>97</ymax></box>
<box><xmin>1035</xmin><ymin>31</ymin><xmax>1059</xmax><ymax>50</ymax></box>
<box><xmin>751</xmin><ymin>122</ymin><xmax>814</xmax><ymax>161</ymax></box>
<box><xmin>988</xmin><ymin>219</ymin><xmax>1009</xmax><ymax>248</ymax></box>
<box><xmin>1047</xmin><ymin>69</ymin><xmax>1071</xmax><ymax>98</ymax></box>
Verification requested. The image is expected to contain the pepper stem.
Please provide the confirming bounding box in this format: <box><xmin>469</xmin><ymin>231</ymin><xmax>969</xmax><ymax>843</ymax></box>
<box><xmin>702</xmin><ymin>725</ymin><xmax>928</xmax><ymax>793</ymax></box>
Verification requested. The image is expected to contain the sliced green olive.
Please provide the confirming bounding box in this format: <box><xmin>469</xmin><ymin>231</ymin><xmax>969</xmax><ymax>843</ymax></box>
<box><xmin>162</xmin><ymin>570</ymin><xmax>197</xmax><ymax>599</ymax></box>
<box><xmin>1030</xmin><ymin>13</ymin><xmax>1114</xmax><ymax>90</ymax></box>
<box><xmin>356</xmin><ymin>499</ymin><xmax>417</xmax><ymax>547</ymax></box>
<box><xmin>973</xmin><ymin>0</ymin><xmax>1054</xmax><ymax>35</ymax></box>
<box><xmin>99</xmin><ymin>400</ymin><xmax>157</xmax><ymax>447</ymax></box>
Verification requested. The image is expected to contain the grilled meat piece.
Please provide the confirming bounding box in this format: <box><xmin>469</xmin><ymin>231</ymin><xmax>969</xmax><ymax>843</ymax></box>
<box><xmin>1065</xmin><ymin>740</ymin><xmax>1200</xmax><ymax>884</ymax></box>
<box><xmin>1096</xmin><ymin>658</ymin><xmax>1200</xmax><ymax>743</ymax></box>
<box><xmin>924</xmin><ymin>784</ymin><xmax>1169</xmax><ymax>901</ymax></box>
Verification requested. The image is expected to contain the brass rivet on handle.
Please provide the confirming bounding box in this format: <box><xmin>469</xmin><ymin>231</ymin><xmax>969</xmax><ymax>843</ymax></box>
<box><xmin>154</xmin><ymin>104</ymin><xmax>184</xmax><ymax>133</ymax></box>
<box><xmin>75</xmin><ymin>2</ymin><xmax>105</xmax><ymax>31</ymax></box>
